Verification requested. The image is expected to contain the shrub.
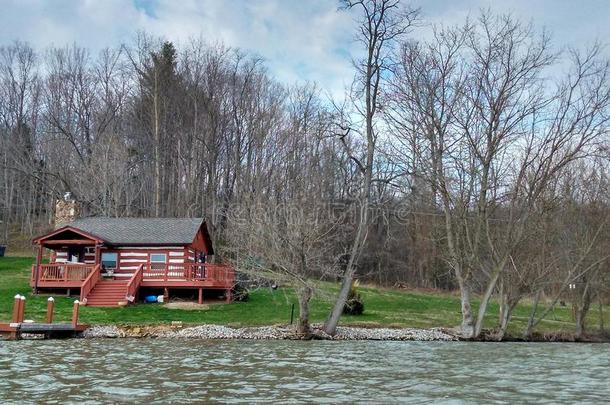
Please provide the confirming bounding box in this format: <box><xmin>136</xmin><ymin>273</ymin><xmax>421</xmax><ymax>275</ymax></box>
<box><xmin>343</xmin><ymin>280</ymin><xmax>364</xmax><ymax>315</ymax></box>
<box><xmin>232</xmin><ymin>283</ymin><xmax>250</xmax><ymax>302</ymax></box>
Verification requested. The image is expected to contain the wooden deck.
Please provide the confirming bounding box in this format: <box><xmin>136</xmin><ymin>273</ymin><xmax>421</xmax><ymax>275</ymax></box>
<box><xmin>30</xmin><ymin>262</ymin><xmax>235</xmax><ymax>307</ymax></box>
<box><xmin>31</xmin><ymin>263</ymin><xmax>95</xmax><ymax>288</ymax></box>
<box><xmin>140</xmin><ymin>263</ymin><xmax>234</xmax><ymax>288</ymax></box>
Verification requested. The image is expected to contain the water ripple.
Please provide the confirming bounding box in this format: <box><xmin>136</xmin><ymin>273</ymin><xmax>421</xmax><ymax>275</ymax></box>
<box><xmin>1</xmin><ymin>339</ymin><xmax>609</xmax><ymax>403</ymax></box>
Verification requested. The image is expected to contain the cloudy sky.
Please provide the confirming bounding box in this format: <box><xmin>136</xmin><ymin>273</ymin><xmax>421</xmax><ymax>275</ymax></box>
<box><xmin>1</xmin><ymin>0</ymin><xmax>609</xmax><ymax>97</ymax></box>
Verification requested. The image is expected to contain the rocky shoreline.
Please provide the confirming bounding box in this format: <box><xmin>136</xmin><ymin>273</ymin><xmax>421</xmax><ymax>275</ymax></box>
<box><xmin>8</xmin><ymin>323</ymin><xmax>608</xmax><ymax>342</ymax></box>
<box><xmin>80</xmin><ymin>324</ymin><xmax>459</xmax><ymax>341</ymax></box>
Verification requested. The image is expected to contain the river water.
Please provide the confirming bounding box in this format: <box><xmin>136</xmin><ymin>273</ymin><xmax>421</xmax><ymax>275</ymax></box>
<box><xmin>1</xmin><ymin>339</ymin><xmax>609</xmax><ymax>403</ymax></box>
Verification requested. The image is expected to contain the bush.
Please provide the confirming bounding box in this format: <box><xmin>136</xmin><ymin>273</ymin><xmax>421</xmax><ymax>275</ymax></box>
<box><xmin>232</xmin><ymin>284</ymin><xmax>250</xmax><ymax>302</ymax></box>
<box><xmin>343</xmin><ymin>280</ymin><xmax>364</xmax><ymax>315</ymax></box>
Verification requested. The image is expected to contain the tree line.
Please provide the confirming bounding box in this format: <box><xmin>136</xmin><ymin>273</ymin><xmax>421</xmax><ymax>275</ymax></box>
<box><xmin>1</xmin><ymin>0</ymin><xmax>609</xmax><ymax>339</ymax></box>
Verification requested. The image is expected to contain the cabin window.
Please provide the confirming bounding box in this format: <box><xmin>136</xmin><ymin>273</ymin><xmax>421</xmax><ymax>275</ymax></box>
<box><xmin>150</xmin><ymin>254</ymin><xmax>167</xmax><ymax>264</ymax></box>
<box><xmin>150</xmin><ymin>253</ymin><xmax>167</xmax><ymax>270</ymax></box>
<box><xmin>101</xmin><ymin>252</ymin><xmax>118</xmax><ymax>270</ymax></box>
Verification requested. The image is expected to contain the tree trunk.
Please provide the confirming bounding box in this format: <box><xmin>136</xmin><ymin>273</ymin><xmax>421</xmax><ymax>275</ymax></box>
<box><xmin>524</xmin><ymin>290</ymin><xmax>541</xmax><ymax>339</ymax></box>
<box><xmin>574</xmin><ymin>283</ymin><xmax>592</xmax><ymax>340</ymax></box>
<box><xmin>297</xmin><ymin>286</ymin><xmax>313</xmax><ymax>338</ymax></box>
<box><xmin>153</xmin><ymin>70</ymin><xmax>162</xmax><ymax>218</ymax></box>
<box><xmin>497</xmin><ymin>297</ymin><xmax>518</xmax><ymax>341</ymax></box>
<box><xmin>324</xmin><ymin>194</ymin><xmax>370</xmax><ymax>335</ymax></box>
<box><xmin>473</xmin><ymin>267</ymin><xmax>502</xmax><ymax>338</ymax></box>
<box><xmin>456</xmin><ymin>272</ymin><xmax>474</xmax><ymax>338</ymax></box>
<box><xmin>599</xmin><ymin>294</ymin><xmax>605</xmax><ymax>334</ymax></box>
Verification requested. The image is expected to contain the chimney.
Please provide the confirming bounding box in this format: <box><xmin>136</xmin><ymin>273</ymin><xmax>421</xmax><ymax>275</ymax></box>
<box><xmin>54</xmin><ymin>192</ymin><xmax>79</xmax><ymax>229</ymax></box>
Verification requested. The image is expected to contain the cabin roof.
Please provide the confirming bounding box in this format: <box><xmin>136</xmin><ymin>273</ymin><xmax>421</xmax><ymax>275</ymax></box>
<box><xmin>63</xmin><ymin>217</ymin><xmax>206</xmax><ymax>246</ymax></box>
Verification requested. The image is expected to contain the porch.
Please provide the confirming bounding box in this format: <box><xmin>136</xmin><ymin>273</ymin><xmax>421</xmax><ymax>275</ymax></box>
<box><xmin>30</xmin><ymin>262</ymin><xmax>235</xmax><ymax>307</ymax></box>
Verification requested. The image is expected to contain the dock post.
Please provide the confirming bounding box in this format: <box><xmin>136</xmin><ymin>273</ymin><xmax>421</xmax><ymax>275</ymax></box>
<box><xmin>198</xmin><ymin>288</ymin><xmax>203</xmax><ymax>304</ymax></box>
<box><xmin>18</xmin><ymin>295</ymin><xmax>26</xmax><ymax>323</ymax></box>
<box><xmin>71</xmin><ymin>300</ymin><xmax>80</xmax><ymax>327</ymax></box>
<box><xmin>46</xmin><ymin>297</ymin><xmax>55</xmax><ymax>323</ymax></box>
<box><xmin>11</xmin><ymin>295</ymin><xmax>21</xmax><ymax>323</ymax></box>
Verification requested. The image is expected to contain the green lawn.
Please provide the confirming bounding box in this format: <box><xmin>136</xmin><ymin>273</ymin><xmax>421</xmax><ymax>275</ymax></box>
<box><xmin>0</xmin><ymin>256</ymin><xmax>607</xmax><ymax>336</ymax></box>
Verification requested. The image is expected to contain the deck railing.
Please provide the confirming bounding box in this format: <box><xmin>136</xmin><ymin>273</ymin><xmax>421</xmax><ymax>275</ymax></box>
<box><xmin>32</xmin><ymin>263</ymin><xmax>95</xmax><ymax>283</ymax></box>
<box><xmin>125</xmin><ymin>264</ymin><xmax>144</xmax><ymax>301</ymax></box>
<box><xmin>142</xmin><ymin>263</ymin><xmax>234</xmax><ymax>285</ymax></box>
<box><xmin>80</xmin><ymin>264</ymin><xmax>102</xmax><ymax>302</ymax></box>
<box><xmin>205</xmin><ymin>264</ymin><xmax>235</xmax><ymax>285</ymax></box>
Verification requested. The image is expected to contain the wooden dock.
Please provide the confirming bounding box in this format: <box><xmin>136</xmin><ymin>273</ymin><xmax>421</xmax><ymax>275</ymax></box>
<box><xmin>0</xmin><ymin>295</ymin><xmax>89</xmax><ymax>340</ymax></box>
<box><xmin>0</xmin><ymin>322</ymin><xmax>88</xmax><ymax>339</ymax></box>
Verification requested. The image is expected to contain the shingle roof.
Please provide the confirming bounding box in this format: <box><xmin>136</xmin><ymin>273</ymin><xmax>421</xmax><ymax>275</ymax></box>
<box><xmin>65</xmin><ymin>217</ymin><xmax>204</xmax><ymax>246</ymax></box>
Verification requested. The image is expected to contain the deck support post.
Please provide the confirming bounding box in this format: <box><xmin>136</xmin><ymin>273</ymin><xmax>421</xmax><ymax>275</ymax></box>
<box><xmin>225</xmin><ymin>289</ymin><xmax>232</xmax><ymax>303</ymax></box>
<box><xmin>66</xmin><ymin>288</ymin><xmax>71</xmax><ymax>297</ymax></box>
<box><xmin>46</xmin><ymin>297</ymin><xmax>55</xmax><ymax>323</ymax></box>
<box><xmin>198</xmin><ymin>288</ymin><xmax>203</xmax><ymax>304</ymax></box>
<box><xmin>164</xmin><ymin>288</ymin><xmax>169</xmax><ymax>303</ymax></box>
<box><xmin>34</xmin><ymin>243</ymin><xmax>43</xmax><ymax>294</ymax></box>
<box><xmin>71</xmin><ymin>300</ymin><xmax>80</xmax><ymax>327</ymax></box>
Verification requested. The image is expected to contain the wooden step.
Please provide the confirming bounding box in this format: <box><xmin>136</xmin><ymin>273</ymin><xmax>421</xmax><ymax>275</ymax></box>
<box><xmin>87</xmin><ymin>298</ymin><xmax>123</xmax><ymax>302</ymax></box>
<box><xmin>87</xmin><ymin>297</ymin><xmax>125</xmax><ymax>304</ymax></box>
<box><xmin>84</xmin><ymin>279</ymin><xmax>131</xmax><ymax>307</ymax></box>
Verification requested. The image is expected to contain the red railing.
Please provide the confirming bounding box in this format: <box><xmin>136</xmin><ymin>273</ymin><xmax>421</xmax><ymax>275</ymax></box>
<box><xmin>142</xmin><ymin>263</ymin><xmax>234</xmax><ymax>285</ymax></box>
<box><xmin>80</xmin><ymin>264</ymin><xmax>101</xmax><ymax>302</ymax></box>
<box><xmin>32</xmin><ymin>263</ymin><xmax>95</xmax><ymax>283</ymax></box>
<box><xmin>205</xmin><ymin>264</ymin><xmax>235</xmax><ymax>285</ymax></box>
<box><xmin>125</xmin><ymin>264</ymin><xmax>144</xmax><ymax>302</ymax></box>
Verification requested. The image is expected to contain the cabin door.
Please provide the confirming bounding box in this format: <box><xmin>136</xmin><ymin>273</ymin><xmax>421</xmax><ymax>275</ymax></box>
<box><xmin>67</xmin><ymin>246</ymin><xmax>85</xmax><ymax>263</ymax></box>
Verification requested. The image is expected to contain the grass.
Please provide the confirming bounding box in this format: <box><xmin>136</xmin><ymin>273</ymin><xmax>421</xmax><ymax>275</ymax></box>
<box><xmin>1</xmin><ymin>256</ymin><xmax>607</xmax><ymax>336</ymax></box>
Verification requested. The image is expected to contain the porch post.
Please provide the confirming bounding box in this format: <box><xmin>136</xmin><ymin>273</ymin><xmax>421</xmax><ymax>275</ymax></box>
<box><xmin>34</xmin><ymin>243</ymin><xmax>43</xmax><ymax>294</ymax></box>
<box><xmin>94</xmin><ymin>243</ymin><xmax>101</xmax><ymax>265</ymax></box>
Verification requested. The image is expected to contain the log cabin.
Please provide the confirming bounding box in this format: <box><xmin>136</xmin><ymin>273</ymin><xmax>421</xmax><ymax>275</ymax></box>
<box><xmin>30</xmin><ymin>217</ymin><xmax>235</xmax><ymax>307</ymax></box>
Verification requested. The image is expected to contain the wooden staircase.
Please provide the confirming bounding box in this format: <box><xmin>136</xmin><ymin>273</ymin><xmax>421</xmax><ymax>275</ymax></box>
<box><xmin>84</xmin><ymin>279</ymin><xmax>129</xmax><ymax>307</ymax></box>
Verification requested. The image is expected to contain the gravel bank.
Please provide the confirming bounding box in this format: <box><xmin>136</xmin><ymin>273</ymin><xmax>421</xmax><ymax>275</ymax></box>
<box><xmin>80</xmin><ymin>324</ymin><xmax>458</xmax><ymax>341</ymax></box>
<box><xmin>327</xmin><ymin>326</ymin><xmax>457</xmax><ymax>341</ymax></box>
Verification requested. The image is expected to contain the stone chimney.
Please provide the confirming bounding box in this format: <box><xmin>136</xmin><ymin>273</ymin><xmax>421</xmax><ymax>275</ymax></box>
<box><xmin>54</xmin><ymin>192</ymin><xmax>79</xmax><ymax>229</ymax></box>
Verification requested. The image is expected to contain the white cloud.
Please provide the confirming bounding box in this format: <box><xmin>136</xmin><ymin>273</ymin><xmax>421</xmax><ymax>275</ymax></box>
<box><xmin>0</xmin><ymin>0</ymin><xmax>608</xmax><ymax>100</ymax></box>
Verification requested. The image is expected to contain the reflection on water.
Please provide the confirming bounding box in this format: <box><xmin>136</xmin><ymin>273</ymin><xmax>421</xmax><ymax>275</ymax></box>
<box><xmin>1</xmin><ymin>339</ymin><xmax>609</xmax><ymax>403</ymax></box>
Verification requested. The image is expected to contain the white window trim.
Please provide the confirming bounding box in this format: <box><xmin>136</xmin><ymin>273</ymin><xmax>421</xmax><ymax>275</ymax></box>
<box><xmin>150</xmin><ymin>253</ymin><xmax>167</xmax><ymax>263</ymax></box>
<box><xmin>101</xmin><ymin>252</ymin><xmax>118</xmax><ymax>268</ymax></box>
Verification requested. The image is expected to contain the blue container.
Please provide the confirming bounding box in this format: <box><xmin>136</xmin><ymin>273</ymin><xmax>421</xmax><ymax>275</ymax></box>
<box><xmin>144</xmin><ymin>295</ymin><xmax>158</xmax><ymax>303</ymax></box>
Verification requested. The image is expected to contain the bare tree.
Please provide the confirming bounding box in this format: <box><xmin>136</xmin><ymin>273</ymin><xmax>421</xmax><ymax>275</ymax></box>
<box><xmin>386</xmin><ymin>12</ymin><xmax>610</xmax><ymax>338</ymax></box>
<box><xmin>228</xmin><ymin>196</ymin><xmax>339</xmax><ymax>337</ymax></box>
<box><xmin>227</xmin><ymin>84</ymin><xmax>341</xmax><ymax>337</ymax></box>
<box><xmin>325</xmin><ymin>0</ymin><xmax>420</xmax><ymax>336</ymax></box>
